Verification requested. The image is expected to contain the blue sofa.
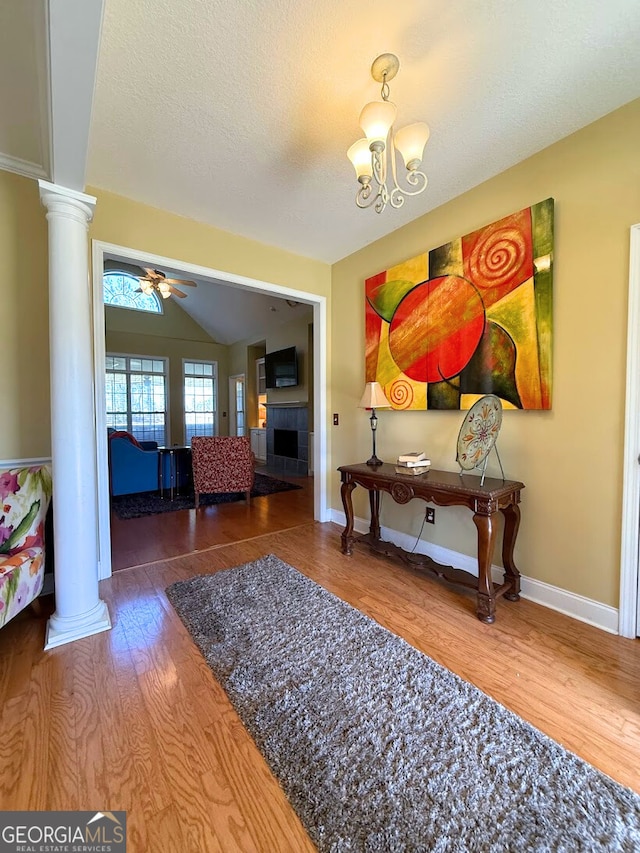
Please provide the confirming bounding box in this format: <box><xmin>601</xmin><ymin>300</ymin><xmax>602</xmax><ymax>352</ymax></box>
<box><xmin>108</xmin><ymin>431</ymin><xmax>160</xmax><ymax>496</ymax></box>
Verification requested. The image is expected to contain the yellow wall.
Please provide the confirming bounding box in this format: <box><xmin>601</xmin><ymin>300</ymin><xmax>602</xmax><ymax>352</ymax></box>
<box><xmin>106</xmin><ymin>300</ymin><xmax>228</xmax><ymax>442</ymax></box>
<box><xmin>331</xmin><ymin>98</ymin><xmax>640</xmax><ymax>607</ymax></box>
<box><xmin>262</xmin><ymin>316</ymin><xmax>313</xmax><ymax>406</ymax></box>
<box><xmin>89</xmin><ymin>188</ymin><xmax>331</xmax><ymax>298</ymax></box>
<box><xmin>0</xmin><ymin>174</ymin><xmax>49</xmax><ymax>458</ymax></box>
<box><xmin>228</xmin><ymin>315</ymin><xmax>313</xmax><ymax>429</ymax></box>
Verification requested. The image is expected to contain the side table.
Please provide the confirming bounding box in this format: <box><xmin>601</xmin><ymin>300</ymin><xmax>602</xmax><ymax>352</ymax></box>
<box><xmin>158</xmin><ymin>446</ymin><xmax>192</xmax><ymax>500</ymax></box>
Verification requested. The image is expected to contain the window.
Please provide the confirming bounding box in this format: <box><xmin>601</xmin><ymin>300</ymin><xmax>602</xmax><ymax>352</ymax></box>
<box><xmin>184</xmin><ymin>360</ymin><xmax>217</xmax><ymax>443</ymax></box>
<box><xmin>103</xmin><ymin>271</ymin><xmax>162</xmax><ymax>313</ymax></box>
<box><xmin>106</xmin><ymin>354</ymin><xmax>168</xmax><ymax>444</ymax></box>
<box><xmin>233</xmin><ymin>376</ymin><xmax>245</xmax><ymax>436</ymax></box>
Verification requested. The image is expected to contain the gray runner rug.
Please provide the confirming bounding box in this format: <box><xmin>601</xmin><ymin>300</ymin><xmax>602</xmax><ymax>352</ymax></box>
<box><xmin>166</xmin><ymin>554</ymin><xmax>640</xmax><ymax>852</ymax></box>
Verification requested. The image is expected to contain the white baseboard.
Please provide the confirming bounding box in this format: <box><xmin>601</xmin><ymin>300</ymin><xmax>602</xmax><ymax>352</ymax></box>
<box><xmin>329</xmin><ymin>509</ymin><xmax>619</xmax><ymax>635</ymax></box>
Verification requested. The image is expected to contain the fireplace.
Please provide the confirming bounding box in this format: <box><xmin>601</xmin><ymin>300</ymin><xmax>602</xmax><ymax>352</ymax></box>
<box><xmin>265</xmin><ymin>404</ymin><xmax>308</xmax><ymax>476</ymax></box>
<box><xmin>274</xmin><ymin>429</ymin><xmax>298</xmax><ymax>459</ymax></box>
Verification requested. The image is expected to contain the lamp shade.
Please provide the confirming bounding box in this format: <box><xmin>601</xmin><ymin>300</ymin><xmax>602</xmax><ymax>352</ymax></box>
<box><xmin>394</xmin><ymin>122</ymin><xmax>430</xmax><ymax>169</ymax></box>
<box><xmin>359</xmin><ymin>100</ymin><xmax>397</xmax><ymax>143</ymax></box>
<box><xmin>359</xmin><ymin>381</ymin><xmax>390</xmax><ymax>409</ymax></box>
<box><xmin>347</xmin><ymin>138</ymin><xmax>373</xmax><ymax>180</ymax></box>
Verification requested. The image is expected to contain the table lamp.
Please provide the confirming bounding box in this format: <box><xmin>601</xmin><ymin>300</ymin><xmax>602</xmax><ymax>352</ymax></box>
<box><xmin>359</xmin><ymin>381</ymin><xmax>391</xmax><ymax>466</ymax></box>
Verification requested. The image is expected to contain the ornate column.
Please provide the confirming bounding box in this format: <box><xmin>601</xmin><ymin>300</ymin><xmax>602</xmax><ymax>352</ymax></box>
<box><xmin>38</xmin><ymin>180</ymin><xmax>111</xmax><ymax>649</ymax></box>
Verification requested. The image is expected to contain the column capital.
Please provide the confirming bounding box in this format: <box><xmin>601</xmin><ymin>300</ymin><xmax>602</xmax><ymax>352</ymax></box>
<box><xmin>38</xmin><ymin>180</ymin><xmax>97</xmax><ymax>224</ymax></box>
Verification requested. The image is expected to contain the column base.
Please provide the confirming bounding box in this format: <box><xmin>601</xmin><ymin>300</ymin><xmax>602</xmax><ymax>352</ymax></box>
<box><xmin>44</xmin><ymin>599</ymin><xmax>111</xmax><ymax>650</ymax></box>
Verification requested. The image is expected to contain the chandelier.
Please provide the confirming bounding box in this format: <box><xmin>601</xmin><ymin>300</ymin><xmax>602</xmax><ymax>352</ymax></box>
<box><xmin>347</xmin><ymin>54</ymin><xmax>430</xmax><ymax>214</ymax></box>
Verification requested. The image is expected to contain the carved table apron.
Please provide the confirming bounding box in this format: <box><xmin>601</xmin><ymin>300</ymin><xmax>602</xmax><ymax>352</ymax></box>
<box><xmin>338</xmin><ymin>463</ymin><xmax>525</xmax><ymax>623</ymax></box>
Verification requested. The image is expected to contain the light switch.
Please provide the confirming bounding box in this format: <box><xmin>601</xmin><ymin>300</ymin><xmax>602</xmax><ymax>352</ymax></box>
<box><xmin>333</xmin><ymin>413</ymin><xmax>339</xmax><ymax>426</ymax></box>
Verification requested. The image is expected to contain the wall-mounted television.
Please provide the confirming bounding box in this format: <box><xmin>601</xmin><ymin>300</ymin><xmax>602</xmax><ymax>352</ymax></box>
<box><xmin>265</xmin><ymin>346</ymin><xmax>298</xmax><ymax>389</ymax></box>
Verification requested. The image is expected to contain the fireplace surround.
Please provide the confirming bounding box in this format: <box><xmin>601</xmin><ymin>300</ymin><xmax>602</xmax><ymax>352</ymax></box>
<box><xmin>265</xmin><ymin>404</ymin><xmax>308</xmax><ymax>476</ymax></box>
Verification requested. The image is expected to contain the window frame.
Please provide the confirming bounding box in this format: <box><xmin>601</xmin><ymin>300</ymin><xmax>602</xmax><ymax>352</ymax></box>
<box><xmin>182</xmin><ymin>358</ymin><xmax>218</xmax><ymax>444</ymax></box>
<box><xmin>103</xmin><ymin>270</ymin><xmax>163</xmax><ymax>314</ymax></box>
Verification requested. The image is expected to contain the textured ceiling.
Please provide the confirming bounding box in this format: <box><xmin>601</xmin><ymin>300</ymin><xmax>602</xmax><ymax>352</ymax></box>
<box><xmin>86</xmin><ymin>0</ymin><xmax>640</xmax><ymax>263</ymax></box>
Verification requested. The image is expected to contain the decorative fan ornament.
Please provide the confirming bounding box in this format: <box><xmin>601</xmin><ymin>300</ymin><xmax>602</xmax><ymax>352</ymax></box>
<box><xmin>456</xmin><ymin>394</ymin><xmax>505</xmax><ymax>485</ymax></box>
<box><xmin>138</xmin><ymin>268</ymin><xmax>197</xmax><ymax>299</ymax></box>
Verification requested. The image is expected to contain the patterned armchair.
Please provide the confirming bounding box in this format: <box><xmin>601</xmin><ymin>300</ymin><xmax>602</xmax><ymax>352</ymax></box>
<box><xmin>191</xmin><ymin>436</ymin><xmax>255</xmax><ymax>508</ymax></box>
<box><xmin>0</xmin><ymin>464</ymin><xmax>52</xmax><ymax>628</ymax></box>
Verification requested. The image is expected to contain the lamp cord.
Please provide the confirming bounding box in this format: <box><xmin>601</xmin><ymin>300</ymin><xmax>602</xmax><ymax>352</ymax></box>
<box><xmin>410</xmin><ymin>512</ymin><xmax>427</xmax><ymax>554</ymax></box>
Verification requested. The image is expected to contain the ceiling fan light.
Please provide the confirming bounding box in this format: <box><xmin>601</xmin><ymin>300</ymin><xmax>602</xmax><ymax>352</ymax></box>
<box><xmin>394</xmin><ymin>122</ymin><xmax>430</xmax><ymax>170</ymax></box>
<box><xmin>140</xmin><ymin>282</ymin><xmax>153</xmax><ymax>295</ymax></box>
<box><xmin>158</xmin><ymin>282</ymin><xmax>171</xmax><ymax>297</ymax></box>
<box><xmin>347</xmin><ymin>138</ymin><xmax>373</xmax><ymax>181</ymax></box>
<box><xmin>359</xmin><ymin>100</ymin><xmax>397</xmax><ymax>143</ymax></box>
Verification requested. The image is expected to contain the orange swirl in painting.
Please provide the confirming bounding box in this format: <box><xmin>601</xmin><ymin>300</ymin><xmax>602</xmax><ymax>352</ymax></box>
<box><xmin>388</xmin><ymin>380</ymin><xmax>413</xmax><ymax>409</ymax></box>
<box><xmin>470</xmin><ymin>229</ymin><xmax>527</xmax><ymax>287</ymax></box>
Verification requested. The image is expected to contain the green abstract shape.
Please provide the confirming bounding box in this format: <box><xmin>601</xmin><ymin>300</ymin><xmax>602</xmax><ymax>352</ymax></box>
<box><xmin>429</xmin><ymin>240</ymin><xmax>462</xmax><ymax>278</ymax></box>
<box><xmin>460</xmin><ymin>322</ymin><xmax>522</xmax><ymax>408</ymax></box>
<box><xmin>366</xmin><ymin>279</ymin><xmax>419</xmax><ymax>323</ymax></box>
<box><xmin>532</xmin><ymin>197</ymin><xmax>553</xmax><ymax>405</ymax></box>
<box><xmin>427</xmin><ymin>376</ymin><xmax>461</xmax><ymax>410</ymax></box>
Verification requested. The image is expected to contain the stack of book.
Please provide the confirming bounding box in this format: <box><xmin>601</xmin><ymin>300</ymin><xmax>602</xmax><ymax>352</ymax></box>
<box><xmin>395</xmin><ymin>451</ymin><xmax>431</xmax><ymax>475</ymax></box>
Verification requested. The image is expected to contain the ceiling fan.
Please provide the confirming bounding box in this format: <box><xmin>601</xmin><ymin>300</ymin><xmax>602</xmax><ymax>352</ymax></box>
<box><xmin>137</xmin><ymin>268</ymin><xmax>197</xmax><ymax>299</ymax></box>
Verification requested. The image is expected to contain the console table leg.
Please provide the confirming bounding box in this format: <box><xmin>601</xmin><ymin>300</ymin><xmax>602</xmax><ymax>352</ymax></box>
<box><xmin>501</xmin><ymin>503</ymin><xmax>522</xmax><ymax>600</ymax></box>
<box><xmin>473</xmin><ymin>511</ymin><xmax>498</xmax><ymax>623</ymax></box>
<box><xmin>340</xmin><ymin>481</ymin><xmax>357</xmax><ymax>555</ymax></box>
<box><xmin>369</xmin><ymin>488</ymin><xmax>381</xmax><ymax>540</ymax></box>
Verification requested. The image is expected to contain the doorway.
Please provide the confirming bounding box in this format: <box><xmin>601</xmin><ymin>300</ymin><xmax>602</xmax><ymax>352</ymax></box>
<box><xmin>92</xmin><ymin>241</ymin><xmax>328</xmax><ymax>580</ymax></box>
<box><xmin>619</xmin><ymin>222</ymin><xmax>640</xmax><ymax>638</ymax></box>
<box><xmin>229</xmin><ymin>374</ymin><xmax>246</xmax><ymax>436</ymax></box>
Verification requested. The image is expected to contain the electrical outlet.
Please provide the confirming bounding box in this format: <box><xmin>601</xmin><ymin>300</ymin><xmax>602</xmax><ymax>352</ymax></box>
<box><xmin>333</xmin><ymin>413</ymin><xmax>339</xmax><ymax>426</ymax></box>
<box><xmin>425</xmin><ymin>507</ymin><xmax>435</xmax><ymax>524</ymax></box>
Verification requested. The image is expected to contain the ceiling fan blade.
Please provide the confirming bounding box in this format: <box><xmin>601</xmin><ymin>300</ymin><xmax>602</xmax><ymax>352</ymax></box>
<box><xmin>142</xmin><ymin>267</ymin><xmax>160</xmax><ymax>280</ymax></box>
<box><xmin>164</xmin><ymin>278</ymin><xmax>197</xmax><ymax>287</ymax></box>
<box><xmin>169</xmin><ymin>285</ymin><xmax>187</xmax><ymax>298</ymax></box>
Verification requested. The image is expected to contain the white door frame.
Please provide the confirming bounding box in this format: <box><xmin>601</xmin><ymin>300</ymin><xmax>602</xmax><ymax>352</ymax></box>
<box><xmin>618</xmin><ymin>222</ymin><xmax>640</xmax><ymax>638</ymax></box>
<box><xmin>228</xmin><ymin>373</ymin><xmax>245</xmax><ymax>436</ymax></box>
<box><xmin>92</xmin><ymin>240</ymin><xmax>329</xmax><ymax>580</ymax></box>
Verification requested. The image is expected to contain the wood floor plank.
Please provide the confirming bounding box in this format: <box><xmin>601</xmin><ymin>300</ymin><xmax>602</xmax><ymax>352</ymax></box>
<box><xmin>48</xmin><ymin>681</ymin><xmax>79</xmax><ymax>810</ymax></box>
<box><xmin>134</xmin><ymin>666</ymin><xmax>224</xmax><ymax>851</ymax></box>
<box><xmin>201</xmin><ymin>715</ymin><xmax>316</xmax><ymax>853</ymax></box>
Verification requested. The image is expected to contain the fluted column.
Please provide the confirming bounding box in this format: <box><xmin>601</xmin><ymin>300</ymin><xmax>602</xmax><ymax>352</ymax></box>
<box><xmin>38</xmin><ymin>180</ymin><xmax>111</xmax><ymax>650</ymax></box>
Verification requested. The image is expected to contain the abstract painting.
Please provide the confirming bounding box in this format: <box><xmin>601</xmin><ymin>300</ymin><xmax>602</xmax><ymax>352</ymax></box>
<box><xmin>365</xmin><ymin>198</ymin><xmax>554</xmax><ymax>410</ymax></box>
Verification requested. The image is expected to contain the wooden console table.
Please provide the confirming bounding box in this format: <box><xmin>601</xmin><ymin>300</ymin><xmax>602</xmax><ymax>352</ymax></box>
<box><xmin>338</xmin><ymin>463</ymin><xmax>525</xmax><ymax>623</ymax></box>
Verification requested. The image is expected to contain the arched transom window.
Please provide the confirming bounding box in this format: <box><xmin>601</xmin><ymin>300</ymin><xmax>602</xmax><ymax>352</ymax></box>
<box><xmin>103</xmin><ymin>271</ymin><xmax>162</xmax><ymax>313</ymax></box>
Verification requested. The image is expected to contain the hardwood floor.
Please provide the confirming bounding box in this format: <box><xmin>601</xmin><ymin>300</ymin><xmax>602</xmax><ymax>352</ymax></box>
<box><xmin>110</xmin><ymin>468</ymin><xmax>315</xmax><ymax>570</ymax></box>
<box><xmin>1</xmin><ymin>497</ymin><xmax>639</xmax><ymax>851</ymax></box>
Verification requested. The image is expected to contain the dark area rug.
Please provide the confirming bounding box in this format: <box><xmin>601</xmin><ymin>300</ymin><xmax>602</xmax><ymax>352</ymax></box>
<box><xmin>111</xmin><ymin>473</ymin><xmax>301</xmax><ymax>519</ymax></box>
<box><xmin>166</xmin><ymin>554</ymin><xmax>640</xmax><ymax>853</ymax></box>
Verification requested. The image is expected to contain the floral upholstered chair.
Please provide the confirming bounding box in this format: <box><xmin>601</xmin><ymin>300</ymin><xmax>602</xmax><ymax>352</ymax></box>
<box><xmin>0</xmin><ymin>464</ymin><xmax>52</xmax><ymax>627</ymax></box>
<box><xmin>191</xmin><ymin>436</ymin><xmax>255</xmax><ymax>509</ymax></box>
